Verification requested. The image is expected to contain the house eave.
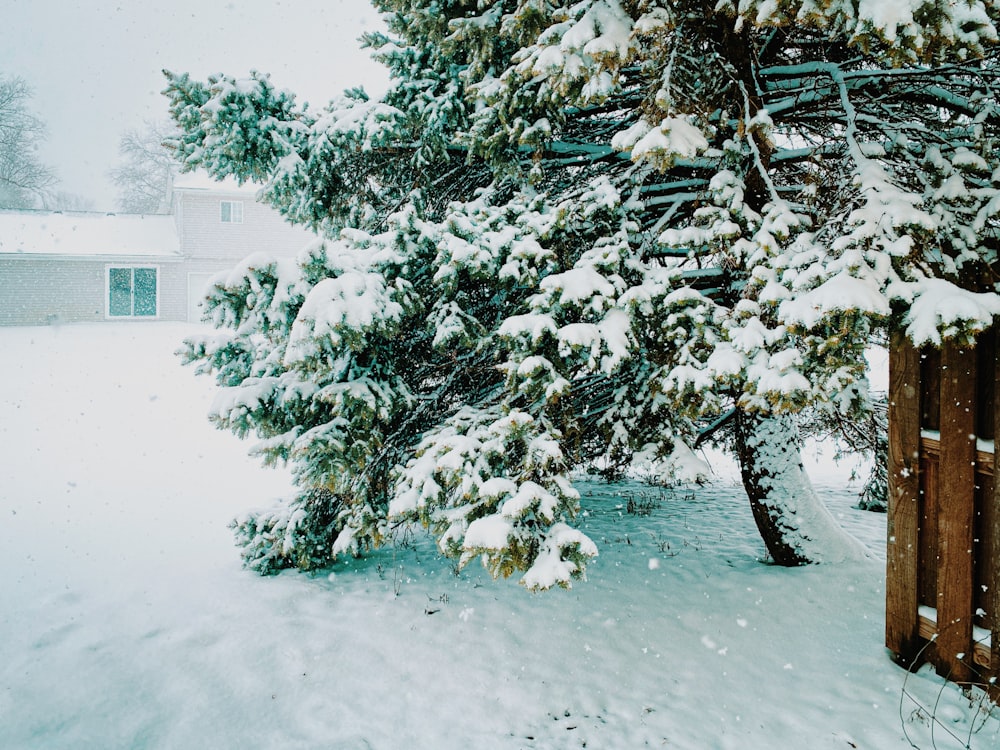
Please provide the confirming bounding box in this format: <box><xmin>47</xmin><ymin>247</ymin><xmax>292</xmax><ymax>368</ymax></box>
<box><xmin>0</xmin><ymin>253</ymin><xmax>185</xmax><ymax>263</ymax></box>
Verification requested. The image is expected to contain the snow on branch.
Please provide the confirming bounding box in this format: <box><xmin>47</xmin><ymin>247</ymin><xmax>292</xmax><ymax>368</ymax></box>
<box><xmin>903</xmin><ymin>277</ymin><xmax>1000</xmax><ymax>346</ymax></box>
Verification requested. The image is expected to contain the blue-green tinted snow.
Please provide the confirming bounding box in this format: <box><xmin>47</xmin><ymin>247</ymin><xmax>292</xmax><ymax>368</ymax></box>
<box><xmin>0</xmin><ymin>323</ymin><xmax>995</xmax><ymax>749</ymax></box>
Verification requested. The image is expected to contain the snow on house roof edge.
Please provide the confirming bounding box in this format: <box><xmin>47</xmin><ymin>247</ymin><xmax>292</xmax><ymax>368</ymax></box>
<box><xmin>0</xmin><ymin>209</ymin><xmax>181</xmax><ymax>258</ymax></box>
<box><xmin>171</xmin><ymin>171</ymin><xmax>259</xmax><ymax>195</ymax></box>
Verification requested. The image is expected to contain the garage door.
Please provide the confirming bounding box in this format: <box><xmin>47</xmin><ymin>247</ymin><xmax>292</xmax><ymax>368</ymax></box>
<box><xmin>187</xmin><ymin>272</ymin><xmax>218</xmax><ymax>323</ymax></box>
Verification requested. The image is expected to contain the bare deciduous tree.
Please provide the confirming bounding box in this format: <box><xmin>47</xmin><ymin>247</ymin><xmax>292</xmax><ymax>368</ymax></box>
<box><xmin>42</xmin><ymin>190</ymin><xmax>95</xmax><ymax>212</ymax></box>
<box><xmin>109</xmin><ymin>120</ymin><xmax>179</xmax><ymax>214</ymax></box>
<box><xmin>0</xmin><ymin>74</ymin><xmax>57</xmax><ymax>209</ymax></box>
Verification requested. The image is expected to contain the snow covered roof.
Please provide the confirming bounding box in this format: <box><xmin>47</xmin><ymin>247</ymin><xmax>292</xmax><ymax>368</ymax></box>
<box><xmin>0</xmin><ymin>210</ymin><xmax>181</xmax><ymax>258</ymax></box>
<box><xmin>171</xmin><ymin>171</ymin><xmax>258</xmax><ymax>195</ymax></box>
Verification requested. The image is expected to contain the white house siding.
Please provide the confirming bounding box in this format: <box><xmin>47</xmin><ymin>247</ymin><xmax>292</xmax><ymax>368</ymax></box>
<box><xmin>0</xmin><ymin>211</ymin><xmax>183</xmax><ymax>326</ymax></box>
<box><xmin>0</xmin><ymin>255</ymin><xmax>183</xmax><ymax>325</ymax></box>
<box><xmin>169</xmin><ymin>187</ymin><xmax>316</xmax><ymax>323</ymax></box>
<box><xmin>173</xmin><ymin>188</ymin><xmax>314</xmax><ymax>262</ymax></box>
<box><xmin>0</xmin><ymin>257</ymin><xmax>105</xmax><ymax>325</ymax></box>
<box><xmin>0</xmin><ymin>183</ymin><xmax>315</xmax><ymax>326</ymax></box>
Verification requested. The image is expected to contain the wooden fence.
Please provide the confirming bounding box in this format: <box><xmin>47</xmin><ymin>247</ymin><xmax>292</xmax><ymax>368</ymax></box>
<box><xmin>886</xmin><ymin>327</ymin><xmax>1000</xmax><ymax>691</ymax></box>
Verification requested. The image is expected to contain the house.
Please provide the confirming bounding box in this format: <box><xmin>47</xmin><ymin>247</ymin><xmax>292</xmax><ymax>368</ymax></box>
<box><xmin>0</xmin><ymin>174</ymin><xmax>315</xmax><ymax>325</ymax></box>
<box><xmin>169</xmin><ymin>173</ymin><xmax>316</xmax><ymax>323</ymax></box>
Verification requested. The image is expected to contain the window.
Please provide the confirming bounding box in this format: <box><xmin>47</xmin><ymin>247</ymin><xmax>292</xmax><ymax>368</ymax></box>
<box><xmin>108</xmin><ymin>266</ymin><xmax>158</xmax><ymax>318</ymax></box>
<box><xmin>220</xmin><ymin>200</ymin><xmax>244</xmax><ymax>223</ymax></box>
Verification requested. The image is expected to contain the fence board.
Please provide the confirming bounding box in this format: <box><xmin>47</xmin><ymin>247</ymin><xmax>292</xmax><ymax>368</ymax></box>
<box><xmin>918</xmin><ymin>449</ymin><xmax>939</xmax><ymax>608</ymax></box>
<box><xmin>936</xmin><ymin>342</ymin><xmax>977</xmax><ymax>683</ymax></box>
<box><xmin>887</xmin><ymin>334</ymin><xmax>921</xmax><ymax>664</ymax></box>
<box><xmin>992</xmin><ymin>343</ymin><xmax>1000</xmax><ymax>680</ymax></box>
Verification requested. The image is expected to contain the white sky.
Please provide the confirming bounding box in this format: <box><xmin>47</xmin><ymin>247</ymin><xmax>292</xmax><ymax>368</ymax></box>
<box><xmin>0</xmin><ymin>0</ymin><xmax>390</xmax><ymax>210</ymax></box>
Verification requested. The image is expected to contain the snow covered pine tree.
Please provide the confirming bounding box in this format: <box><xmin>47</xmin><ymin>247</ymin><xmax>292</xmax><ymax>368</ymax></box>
<box><xmin>166</xmin><ymin>0</ymin><xmax>1000</xmax><ymax>585</ymax></box>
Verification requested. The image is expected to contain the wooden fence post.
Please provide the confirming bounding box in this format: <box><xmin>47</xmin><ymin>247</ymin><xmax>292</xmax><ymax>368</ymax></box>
<box><xmin>991</xmin><ymin>337</ymin><xmax>1000</xmax><ymax>686</ymax></box>
<box><xmin>936</xmin><ymin>341</ymin><xmax>977</xmax><ymax>683</ymax></box>
<box><xmin>887</xmin><ymin>333</ymin><xmax>921</xmax><ymax>665</ymax></box>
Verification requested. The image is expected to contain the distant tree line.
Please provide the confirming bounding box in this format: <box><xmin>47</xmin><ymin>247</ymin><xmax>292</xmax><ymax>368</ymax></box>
<box><xmin>1</xmin><ymin>70</ymin><xmax>180</xmax><ymax>213</ymax></box>
<box><xmin>108</xmin><ymin>120</ymin><xmax>179</xmax><ymax>214</ymax></box>
<box><xmin>0</xmin><ymin>73</ymin><xmax>58</xmax><ymax>209</ymax></box>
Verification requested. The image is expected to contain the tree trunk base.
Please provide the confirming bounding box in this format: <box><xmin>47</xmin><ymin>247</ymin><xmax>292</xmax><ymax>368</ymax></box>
<box><xmin>735</xmin><ymin>410</ymin><xmax>868</xmax><ymax>566</ymax></box>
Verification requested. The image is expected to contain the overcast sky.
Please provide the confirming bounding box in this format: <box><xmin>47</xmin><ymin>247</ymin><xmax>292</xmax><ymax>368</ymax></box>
<box><xmin>1</xmin><ymin>0</ymin><xmax>390</xmax><ymax>210</ymax></box>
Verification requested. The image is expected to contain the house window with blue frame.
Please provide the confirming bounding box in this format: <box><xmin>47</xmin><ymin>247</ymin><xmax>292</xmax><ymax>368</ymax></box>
<box><xmin>220</xmin><ymin>200</ymin><xmax>243</xmax><ymax>223</ymax></box>
<box><xmin>108</xmin><ymin>266</ymin><xmax>158</xmax><ymax>317</ymax></box>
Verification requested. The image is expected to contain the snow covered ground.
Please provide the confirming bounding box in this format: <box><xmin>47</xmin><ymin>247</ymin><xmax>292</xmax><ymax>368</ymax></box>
<box><xmin>1</xmin><ymin>323</ymin><xmax>996</xmax><ymax>749</ymax></box>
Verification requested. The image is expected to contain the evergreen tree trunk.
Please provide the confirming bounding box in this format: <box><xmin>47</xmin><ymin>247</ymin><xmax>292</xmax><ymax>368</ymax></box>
<box><xmin>734</xmin><ymin>409</ymin><xmax>867</xmax><ymax>565</ymax></box>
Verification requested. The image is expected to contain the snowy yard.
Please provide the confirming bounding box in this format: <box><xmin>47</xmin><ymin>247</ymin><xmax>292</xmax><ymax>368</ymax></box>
<box><xmin>1</xmin><ymin>322</ymin><xmax>997</xmax><ymax>749</ymax></box>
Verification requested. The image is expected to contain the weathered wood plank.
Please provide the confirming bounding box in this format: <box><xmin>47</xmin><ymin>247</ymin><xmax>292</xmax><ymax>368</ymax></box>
<box><xmin>936</xmin><ymin>341</ymin><xmax>978</xmax><ymax>683</ymax></box>
<box><xmin>918</xmin><ymin>452</ymin><xmax>939</xmax><ymax>608</ymax></box>
<box><xmin>977</xmin><ymin>330</ymin><xmax>996</xmax><ymax>440</ymax></box>
<box><xmin>921</xmin><ymin>346</ymin><xmax>942</xmax><ymax>430</ymax></box>
<box><xmin>886</xmin><ymin>333</ymin><xmax>922</xmax><ymax>664</ymax></box>
<box><xmin>974</xmin><ymin>471</ymin><xmax>995</xmax><ymax>648</ymax></box>
<box><xmin>991</xmin><ymin>330</ymin><xmax>1000</xmax><ymax>683</ymax></box>
<box><xmin>920</xmin><ymin>436</ymin><xmax>995</xmax><ymax>476</ymax></box>
<box><xmin>917</xmin><ymin>613</ymin><xmax>991</xmax><ymax>669</ymax></box>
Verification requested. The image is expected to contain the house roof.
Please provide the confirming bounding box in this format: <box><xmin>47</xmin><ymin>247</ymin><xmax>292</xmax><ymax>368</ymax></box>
<box><xmin>0</xmin><ymin>210</ymin><xmax>181</xmax><ymax>258</ymax></box>
<box><xmin>171</xmin><ymin>171</ymin><xmax>259</xmax><ymax>195</ymax></box>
